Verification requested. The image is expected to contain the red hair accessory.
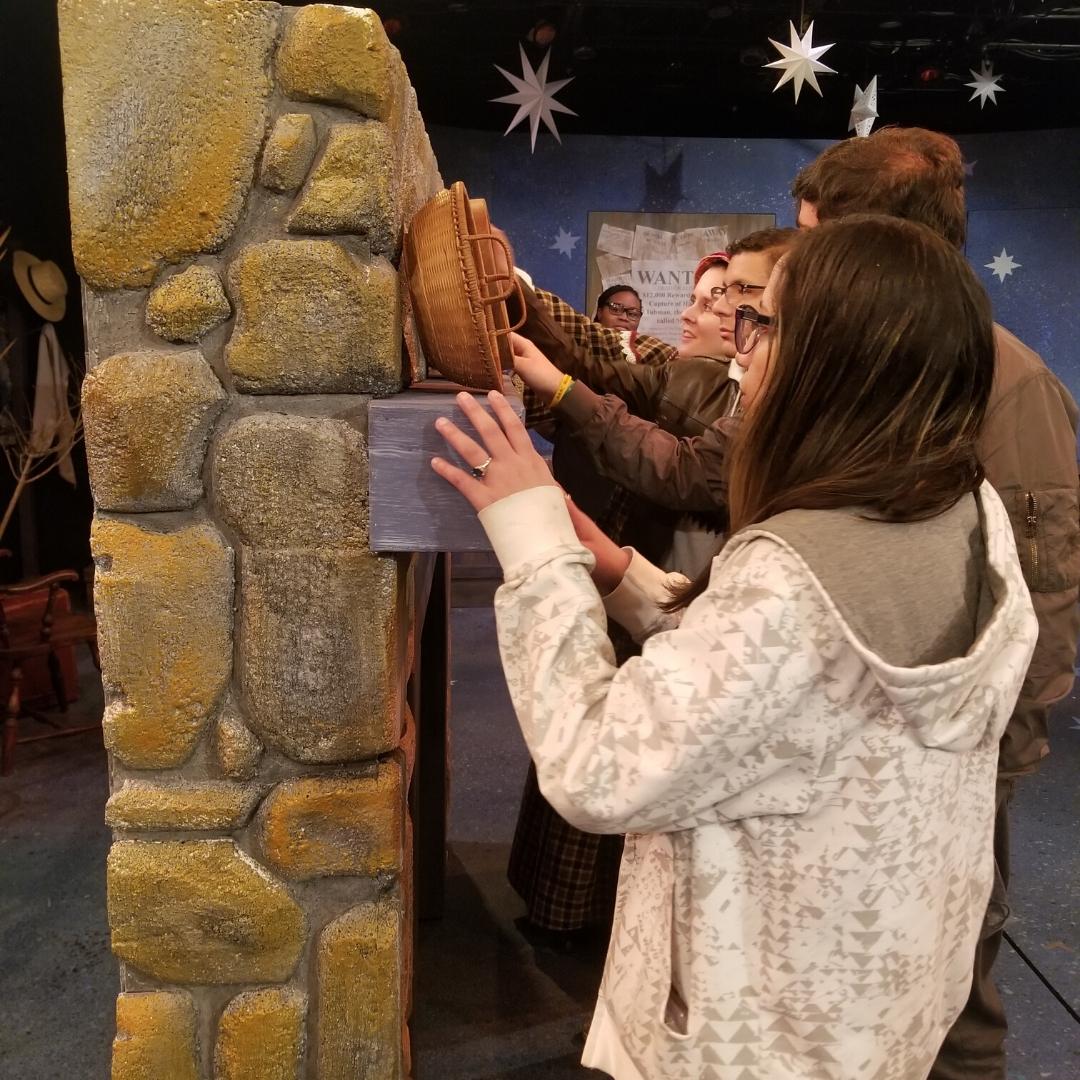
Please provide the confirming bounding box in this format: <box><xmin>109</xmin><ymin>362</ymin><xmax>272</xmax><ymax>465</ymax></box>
<box><xmin>693</xmin><ymin>250</ymin><xmax>730</xmax><ymax>283</ymax></box>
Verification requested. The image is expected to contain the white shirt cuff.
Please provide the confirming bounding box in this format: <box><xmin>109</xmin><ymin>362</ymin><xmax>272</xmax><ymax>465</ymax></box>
<box><xmin>514</xmin><ymin>266</ymin><xmax>535</xmax><ymax>290</ymax></box>
<box><xmin>477</xmin><ymin>486</ymin><xmax>582</xmax><ymax>578</ymax></box>
<box><xmin>603</xmin><ymin>549</ymin><xmax>688</xmax><ymax>639</ymax></box>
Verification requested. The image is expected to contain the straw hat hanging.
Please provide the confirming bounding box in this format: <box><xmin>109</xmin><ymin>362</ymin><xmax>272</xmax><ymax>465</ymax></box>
<box><xmin>13</xmin><ymin>250</ymin><xmax>68</xmax><ymax>322</ymax></box>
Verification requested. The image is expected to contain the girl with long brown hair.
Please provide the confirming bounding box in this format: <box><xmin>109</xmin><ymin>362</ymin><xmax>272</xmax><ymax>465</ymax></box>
<box><xmin>431</xmin><ymin>216</ymin><xmax>1037</xmax><ymax>1079</ymax></box>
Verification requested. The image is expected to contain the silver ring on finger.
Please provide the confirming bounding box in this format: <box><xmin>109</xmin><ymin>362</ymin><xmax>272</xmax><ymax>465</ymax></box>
<box><xmin>470</xmin><ymin>456</ymin><xmax>493</xmax><ymax>479</ymax></box>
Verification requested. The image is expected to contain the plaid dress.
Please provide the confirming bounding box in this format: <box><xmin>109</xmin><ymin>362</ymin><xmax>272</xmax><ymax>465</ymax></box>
<box><xmin>509</xmin><ymin>289</ymin><xmax>674</xmax><ymax>932</ymax></box>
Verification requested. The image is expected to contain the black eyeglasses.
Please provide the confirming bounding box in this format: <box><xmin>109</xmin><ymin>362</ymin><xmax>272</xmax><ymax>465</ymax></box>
<box><xmin>710</xmin><ymin>281</ymin><xmax>768</xmax><ymax>304</ymax></box>
<box><xmin>604</xmin><ymin>300</ymin><xmax>642</xmax><ymax>320</ymax></box>
<box><xmin>734</xmin><ymin>304</ymin><xmax>773</xmax><ymax>354</ymax></box>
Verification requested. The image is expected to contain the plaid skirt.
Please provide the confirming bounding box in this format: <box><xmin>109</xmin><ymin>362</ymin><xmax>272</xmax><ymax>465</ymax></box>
<box><xmin>507</xmin><ymin>612</ymin><xmax>640</xmax><ymax>933</ymax></box>
<box><xmin>507</xmin><ymin>762</ymin><xmax>624</xmax><ymax>932</ymax></box>
<box><xmin>506</xmin><ymin>423</ymin><xmax>650</xmax><ymax>933</ymax></box>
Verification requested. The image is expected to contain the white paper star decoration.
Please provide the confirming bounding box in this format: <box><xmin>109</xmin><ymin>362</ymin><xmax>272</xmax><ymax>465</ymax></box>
<box><xmin>849</xmin><ymin>77</ymin><xmax>879</xmax><ymax>136</ymax></box>
<box><xmin>985</xmin><ymin>248</ymin><xmax>1021</xmax><ymax>282</ymax></box>
<box><xmin>550</xmin><ymin>227</ymin><xmax>580</xmax><ymax>258</ymax></box>
<box><xmin>765</xmin><ymin>21</ymin><xmax>836</xmax><ymax>102</ymax></box>
<box><xmin>492</xmin><ymin>45</ymin><xmax>577</xmax><ymax>152</ymax></box>
<box><xmin>966</xmin><ymin>63</ymin><xmax>1005</xmax><ymax>109</ymax></box>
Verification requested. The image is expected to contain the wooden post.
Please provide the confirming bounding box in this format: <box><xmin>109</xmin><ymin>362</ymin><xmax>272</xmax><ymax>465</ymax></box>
<box><xmin>408</xmin><ymin>551</ymin><xmax>451</xmax><ymax>921</ymax></box>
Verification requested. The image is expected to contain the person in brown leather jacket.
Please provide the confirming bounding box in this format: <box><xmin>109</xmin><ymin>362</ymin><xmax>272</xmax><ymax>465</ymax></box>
<box><xmin>522</xmin><ymin>231</ymin><xmax>798</xmax><ymax>572</ymax></box>
<box><xmin>516</xmin><ymin>128</ymin><xmax>1079</xmax><ymax>1080</ymax></box>
<box><xmin>518</xmin><ymin>230</ymin><xmax>797</xmax><ymax>534</ymax></box>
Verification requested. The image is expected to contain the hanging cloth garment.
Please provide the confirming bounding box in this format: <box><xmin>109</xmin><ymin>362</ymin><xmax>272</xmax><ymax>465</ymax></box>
<box><xmin>30</xmin><ymin>323</ymin><xmax>76</xmax><ymax>486</ymax></box>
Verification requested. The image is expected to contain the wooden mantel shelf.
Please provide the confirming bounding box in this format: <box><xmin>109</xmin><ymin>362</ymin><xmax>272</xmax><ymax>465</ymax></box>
<box><xmin>368</xmin><ymin>388</ymin><xmax>525</xmax><ymax>553</ymax></box>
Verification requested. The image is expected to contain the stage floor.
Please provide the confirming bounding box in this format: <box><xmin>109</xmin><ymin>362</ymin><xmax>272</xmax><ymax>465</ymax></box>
<box><xmin>1</xmin><ymin>601</ymin><xmax>1077</xmax><ymax>1079</ymax></box>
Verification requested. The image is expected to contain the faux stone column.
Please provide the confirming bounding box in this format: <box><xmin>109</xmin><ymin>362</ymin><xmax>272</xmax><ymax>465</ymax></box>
<box><xmin>59</xmin><ymin>3</ymin><xmax>442</xmax><ymax>1077</ymax></box>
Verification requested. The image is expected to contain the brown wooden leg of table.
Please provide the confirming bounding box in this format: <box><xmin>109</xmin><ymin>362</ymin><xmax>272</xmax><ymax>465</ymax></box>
<box><xmin>47</xmin><ymin>650</ymin><xmax>69</xmax><ymax>712</ymax></box>
<box><xmin>411</xmin><ymin>551</ymin><xmax>451</xmax><ymax>922</ymax></box>
<box><xmin>2</xmin><ymin>663</ymin><xmax>22</xmax><ymax>775</ymax></box>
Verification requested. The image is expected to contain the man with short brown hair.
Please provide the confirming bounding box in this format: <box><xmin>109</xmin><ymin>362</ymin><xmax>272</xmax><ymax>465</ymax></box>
<box><xmin>792</xmin><ymin>129</ymin><xmax>1080</xmax><ymax>1080</ymax></box>
<box><xmin>791</xmin><ymin>126</ymin><xmax>967</xmax><ymax>248</ymax></box>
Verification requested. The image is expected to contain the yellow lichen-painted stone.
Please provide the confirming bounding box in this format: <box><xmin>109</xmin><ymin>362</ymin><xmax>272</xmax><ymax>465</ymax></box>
<box><xmin>258</xmin><ymin>765</ymin><xmax>403</xmax><ymax>881</ymax></box>
<box><xmin>213</xmin><ymin>413</ymin><xmax>368</xmax><ymax>551</ymax></box>
<box><xmin>215</xmin><ymin>704</ymin><xmax>264</xmax><ymax>781</ymax></box>
<box><xmin>225</xmin><ymin>240</ymin><xmax>400</xmax><ymax>395</ymax></box>
<box><xmin>93</xmin><ymin>518</ymin><xmax>233</xmax><ymax>769</ymax></box>
<box><xmin>288</xmin><ymin>123</ymin><xmax>396</xmax><ymax>254</ymax></box>
<box><xmin>398</xmin><ymin>92</ymin><xmax>444</xmax><ymax>227</ymax></box>
<box><xmin>108</xmin><ymin>839</ymin><xmax>305</xmax><ymax>985</ymax></box>
<box><xmin>215</xmin><ymin>986</ymin><xmax>306</xmax><ymax>1080</ymax></box>
<box><xmin>260</xmin><ymin>113</ymin><xmax>317</xmax><ymax>193</ymax></box>
<box><xmin>239</xmin><ymin>548</ymin><xmax>404</xmax><ymax>763</ymax></box>
<box><xmin>276</xmin><ymin>6</ymin><xmax>395</xmax><ymax>120</ymax></box>
<box><xmin>316</xmin><ymin>895</ymin><xmax>403</xmax><ymax>1079</ymax></box>
<box><xmin>146</xmin><ymin>265</ymin><xmax>231</xmax><ymax>343</ymax></box>
<box><xmin>58</xmin><ymin>0</ymin><xmax>280</xmax><ymax>288</ymax></box>
<box><xmin>105</xmin><ymin>780</ymin><xmax>261</xmax><ymax>831</ymax></box>
<box><xmin>112</xmin><ymin>991</ymin><xmax>198</xmax><ymax>1080</ymax></box>
<box><xmin>83</xmin><ymin>351</ymin><xmax>227</xmax><ymax>511</ymax></box>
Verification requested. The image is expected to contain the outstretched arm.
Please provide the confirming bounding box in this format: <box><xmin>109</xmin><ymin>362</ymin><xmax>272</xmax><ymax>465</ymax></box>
<box><xmin>511</xmin><ymin>333</ymin><xmax>734</xmax><ymax>512</ymax></box>
<box><xmin>431</xmin><ymin>392</ymin><xmax>834</xmax><ymax>835</ymax></box>
<box><xmin>559</xmin><ymin>378</ymin><xmax>736</xmax><ymax>512</ymax></box>
<box><xmin>516</xmin><ymin>282</ymin><xmax>676</xmax><ymax>418</ymax></box>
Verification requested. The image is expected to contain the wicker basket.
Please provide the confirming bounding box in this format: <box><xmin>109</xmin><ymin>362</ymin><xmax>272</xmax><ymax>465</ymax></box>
<box><xmin>402</xmin><ymin>181</ymin><xmax>522</xmax><ymax>391</ymax></box>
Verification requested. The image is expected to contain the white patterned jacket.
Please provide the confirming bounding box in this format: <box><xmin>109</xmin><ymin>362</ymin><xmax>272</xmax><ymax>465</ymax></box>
<box><xmin>479</xmin><ymin>481</ymin><xmax>1037</xmax><ymax>1080</ymax></box>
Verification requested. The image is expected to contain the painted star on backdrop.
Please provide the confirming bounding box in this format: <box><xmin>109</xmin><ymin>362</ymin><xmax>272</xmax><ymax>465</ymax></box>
<box><xmin>849</xmin><ymin>77</ymin><xmax>879</xmax><ymax>137</ymax></box>
<box><xmin>966</xmin><ymin>63</ymin><xmax>1005</xmax><ymax>109</ymax></box>
<box><xmin>985</xmin><ymin>248</ymin><xmax>1021</xmax><ymax>282</ymax></box>
<box><xmin>963</xmin><ymin>159</ymin><xmax>978</xmax><ymax>177</ymax></box>
<box><xmin>1071</xmin><ymin>716</ymin><xmax>1080</xmax><ymax>733</ymax></box>
<box><xmin>492</xmin><ymin>45</ymin><xmax>577</xmax><ymax>152</ymax></box>
<box><xmin>765</xmin><ymin>21</ymin><xmax>836</xmax><ymax>103</ymax></box>
<box><xmin>550</xmin><ymin>227</ymin><xmax>580</xmax><ymax>258</ymax></box>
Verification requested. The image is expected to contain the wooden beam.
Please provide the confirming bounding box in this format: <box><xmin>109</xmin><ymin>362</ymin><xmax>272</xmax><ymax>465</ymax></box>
<box><xmin>369</xmin><ymin>390</ymin><xmax>525</xmax><ymax>552</ymax></box>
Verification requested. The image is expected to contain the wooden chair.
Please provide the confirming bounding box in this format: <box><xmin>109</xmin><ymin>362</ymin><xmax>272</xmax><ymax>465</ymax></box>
<box><xmin>0</xmin><ymin>569</ymin><xmax>100</xmax><ymax>775</ymax></box>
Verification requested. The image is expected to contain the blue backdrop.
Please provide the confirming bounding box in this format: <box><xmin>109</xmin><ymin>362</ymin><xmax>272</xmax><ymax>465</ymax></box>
<box><xmin>430</xmin><ymin>125</ymin><xmax>1080</xmax><ymax>413</ymax></box>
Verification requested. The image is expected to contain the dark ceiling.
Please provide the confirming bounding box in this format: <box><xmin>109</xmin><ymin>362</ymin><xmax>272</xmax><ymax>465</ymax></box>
<box><xmin>355</xmin><ymin>1</ymin><xmax>1080</xmax><ymax>138</ymax></box>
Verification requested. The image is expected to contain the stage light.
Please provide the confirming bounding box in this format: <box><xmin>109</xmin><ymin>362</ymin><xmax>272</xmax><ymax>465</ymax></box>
<box><xmin>526</xmin><ymin>20</ymin><xmax>558</xmax><ymax>46</ymax></box>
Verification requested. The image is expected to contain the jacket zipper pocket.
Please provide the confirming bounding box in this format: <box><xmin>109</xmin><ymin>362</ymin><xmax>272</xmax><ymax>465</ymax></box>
<box><xmin>1025</xmin><ymin>491</ymin><xmax>1040</xmax><ymax>587</ymax></box>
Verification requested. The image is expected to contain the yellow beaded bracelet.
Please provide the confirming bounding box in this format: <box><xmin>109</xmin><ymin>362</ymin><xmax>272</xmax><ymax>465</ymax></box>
<box><xmin>550</xmin><ymin>373</ymin><xmax>574</xmax><ymax>407</ymax></box>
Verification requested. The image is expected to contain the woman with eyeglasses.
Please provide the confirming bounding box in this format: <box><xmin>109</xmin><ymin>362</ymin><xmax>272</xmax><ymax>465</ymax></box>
<box><xmin>431</xmin><ymin>215</ymin><xmax>1037</xmax><ymax>1079</ymax></box>
<box><xmin>594</xmin><ymin>284</ymin><xmax>645</xmax><ymax>332</ymax></box>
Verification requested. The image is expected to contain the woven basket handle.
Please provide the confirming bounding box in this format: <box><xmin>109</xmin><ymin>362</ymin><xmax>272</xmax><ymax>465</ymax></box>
<box><xmin>463</xmin><ymin>231</ymin><xmax>526</xmax><ymax>335</ymax></box>
<box><xmin>463</xmin><ymin>231</ymin><xmax>516</xmax><ymax>300</ymax></box>
<box><xmin>496</xmin><ymin>275</ymin><xmax>526</xmax><ymax>336</ymax></box>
